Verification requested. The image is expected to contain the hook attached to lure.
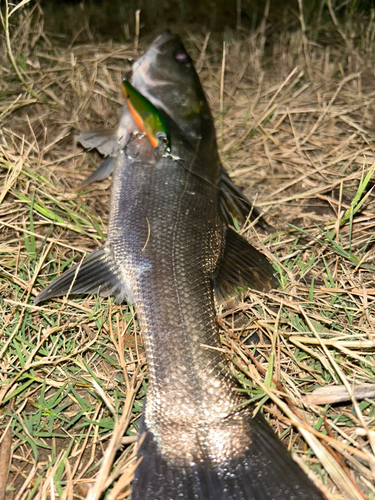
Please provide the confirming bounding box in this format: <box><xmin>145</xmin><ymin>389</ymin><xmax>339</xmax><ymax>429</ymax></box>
<box><xmin>121</xmin><ymin>80</ymin><xmax>170</xmax><ymax>152</ymax></box>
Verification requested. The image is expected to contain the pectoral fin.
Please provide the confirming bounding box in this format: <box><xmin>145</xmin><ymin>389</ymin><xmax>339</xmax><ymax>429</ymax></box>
<box><xmin>78</xmin><ymin>157</ymin><xmax>115</xmax><ymax>187</ymax></box>
<box><xmin>77</xmin><ymin>129</ymin><xmax>120</xmax><ymax>157</ymax></box>
<box><xmin>219</xmin><ymin>167</ymin><xmax>273</xmax><ymax>232</ymax></box>
<box><xmin>214</xmin><ymin>228</ymin><xmax>278</xmax><ymax>301</ymax></box>
<box><xmin>78</xmin><ymin>105</ymin><xmax>136</xmax><ymax>157</ymax></box>
<box><xmin>34</xmin><ymin>247</ymin><xmax>131</xmax><ymax>305</ymax></box>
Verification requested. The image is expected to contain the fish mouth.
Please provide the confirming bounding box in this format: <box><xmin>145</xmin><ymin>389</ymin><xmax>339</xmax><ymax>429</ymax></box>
<box><xmin>126</xmin><ymin>29</ymin><xmax>191</xmax><ymax>98</ymax></box>
<box><xmin>148</xmin><ymin>30</ymin><xmax>175</xmax><ymax>51</ymax></box>
<box><xmin>131</xmin><ymin>31</ymin><xmax>176</xmax><ymax>76</ymax></box>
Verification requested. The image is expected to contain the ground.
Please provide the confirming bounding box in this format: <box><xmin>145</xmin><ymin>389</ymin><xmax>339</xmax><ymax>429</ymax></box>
<box><xmin>1</xmin><ymin>1</ymin><xmax>375</xmax><ymax>499</ymax></box>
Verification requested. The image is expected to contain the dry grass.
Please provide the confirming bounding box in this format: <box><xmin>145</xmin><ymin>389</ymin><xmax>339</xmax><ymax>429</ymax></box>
<box><xmin>1</xmin><ymin>1</ymin><xmax>375</xmax><ymax>499</ymax></box>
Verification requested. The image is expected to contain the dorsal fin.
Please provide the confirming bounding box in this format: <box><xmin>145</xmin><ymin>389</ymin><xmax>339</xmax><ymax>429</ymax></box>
<box><xmin>219</xmin><ymin>167</ymin><xmax>273</xmax><ymax>232</ymax></box>
<box><xmin>214</xmin><ymin>227</ymin><xmax>278</xmax><ymax>302</ymax></box>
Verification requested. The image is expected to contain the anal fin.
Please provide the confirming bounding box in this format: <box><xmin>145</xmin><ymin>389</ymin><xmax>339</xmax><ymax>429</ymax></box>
<box><xmin>214</xmin><ymin>227</ymin><xmax>278</xmax><ymax>301</ymax></box>
<box><xmin>34</xmin><ymin>247</ymin><xmax>130</xmax><ymax>305</ymax></box>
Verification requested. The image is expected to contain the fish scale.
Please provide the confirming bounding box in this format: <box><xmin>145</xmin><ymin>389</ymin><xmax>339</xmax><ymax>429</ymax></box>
<box><xmin>34</xmin><ymin>32</ymin><xmax>325</xmax><ymax>500</ymax></box>
<box><xmin>107</xmin><ymin>137</ymin><xmax>244</xmax><ymax>468</ymax></box>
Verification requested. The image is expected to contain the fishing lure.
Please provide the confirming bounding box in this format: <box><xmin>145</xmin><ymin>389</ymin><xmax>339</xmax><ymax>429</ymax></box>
<box><xmin>121</xmin><ymin>80</ymin><xmax>170</xmax><ymax>152</ymax></box>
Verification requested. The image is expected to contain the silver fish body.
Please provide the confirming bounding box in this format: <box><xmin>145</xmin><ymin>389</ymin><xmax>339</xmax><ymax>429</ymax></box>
<box><xmin>35</xmin><ymin>33</ymin><xmax>324</xmax><ymax>500</ymax></box>
<box><xmin>77</xmin><ymin>32</ymin><xmax>270</xmax><ymax>230</ymax></box>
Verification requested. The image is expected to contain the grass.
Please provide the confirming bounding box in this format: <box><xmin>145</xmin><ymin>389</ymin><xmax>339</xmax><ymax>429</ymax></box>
<box><xmin>1</xmin><ymin>0</ymin><xmax>375</xmax><ymax>499</ymax></box>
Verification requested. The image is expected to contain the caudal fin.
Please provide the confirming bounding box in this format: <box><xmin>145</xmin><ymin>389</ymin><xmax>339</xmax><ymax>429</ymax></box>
<box><xmin>131</xmin><ymin>412</ymin><xmax>324</xmax><ymax>500</ymax></box>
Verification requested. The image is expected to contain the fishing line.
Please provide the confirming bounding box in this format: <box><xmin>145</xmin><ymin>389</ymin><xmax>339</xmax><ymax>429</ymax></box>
<box><xmin>168</xmin><ymin>154</ymin><xmax>268</xmax><ymax>228</ymax></box>
<box><xmin>166</xmin><ymin>154</ymin><xmax>257</xmax><ymax>211</ymax></box>
<box><xmin>121</xmin><ymin>122</ymin><xmax>264</xmax><ymax>226</ymax></box>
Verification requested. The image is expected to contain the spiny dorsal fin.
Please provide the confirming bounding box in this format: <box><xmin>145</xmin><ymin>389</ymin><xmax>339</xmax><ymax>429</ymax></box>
<box><xmin>214</xmin><ymin>227</ymin><xmax>278</xmax><ymax>302</ymax></box>
<box><xmin>34</xmin><ymin>247</ymin><xmax>131</xmax><ymax>305</ymax></box>
<box><xmin>219</xmin><ymin>166</ymin><xmax>273</xmax><ymax>232</ymax></box>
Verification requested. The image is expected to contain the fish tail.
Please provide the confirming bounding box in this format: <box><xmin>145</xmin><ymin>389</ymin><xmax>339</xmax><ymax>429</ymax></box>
<box><xmin>131</xmin><ymin>419</ymin><xmax>223</xmax><ymax>500</ymax></box>
<box><xmin>131</xmin><ymin>413</ymin><xmax>325</xmax><ymax>500</ymax></box>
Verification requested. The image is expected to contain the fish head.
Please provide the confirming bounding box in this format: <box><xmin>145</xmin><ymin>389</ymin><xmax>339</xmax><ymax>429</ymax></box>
<box><xmin>130</xmin><ymin>31</ymin><xmax>214</xmax><ymax>142</ymax></box>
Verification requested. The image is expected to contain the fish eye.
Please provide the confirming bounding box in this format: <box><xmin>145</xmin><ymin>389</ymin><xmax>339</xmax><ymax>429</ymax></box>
<box><xmin>175</xmin><ymin>50</ymin><xmax>189</xmax><ymax>63</ymax></box>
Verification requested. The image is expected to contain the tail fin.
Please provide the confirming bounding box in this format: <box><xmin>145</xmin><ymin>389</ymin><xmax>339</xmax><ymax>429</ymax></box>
<box><xmin>131</xmin><ymin>413</ymin><xmax>324</xmax><ymax>500</ymax></box>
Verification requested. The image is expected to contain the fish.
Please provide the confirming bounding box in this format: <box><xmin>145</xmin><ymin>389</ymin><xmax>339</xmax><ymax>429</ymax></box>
<box><xmin>34</xmin><ymin>32</ymin><xmax>324</xmax><ymax>500</ymax></box>
<box><xmin>77</xmin><ymin>44</ymin><xmax>270</xmax><ymax>231</ymax></box>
